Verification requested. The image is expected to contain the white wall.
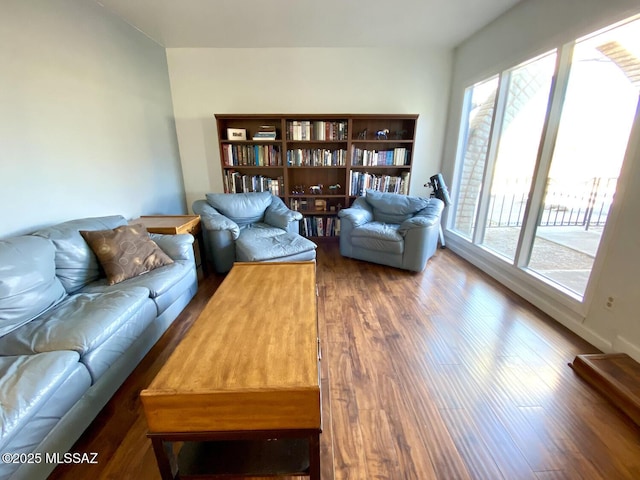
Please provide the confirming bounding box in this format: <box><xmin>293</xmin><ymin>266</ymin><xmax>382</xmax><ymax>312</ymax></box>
<box><xmin>441</xmin><ymin>0</ymin><xmax>640</xmax><ymax>359</ymax></box>
<box><xmin>165</xmin><ymin>47</ymin><xmax>452</xmax><ymax>210</ymax></box>
<box><xmin>0</xmin><ymin>0</ymin><xmax>186</xmax><ymax>238</ymax></box>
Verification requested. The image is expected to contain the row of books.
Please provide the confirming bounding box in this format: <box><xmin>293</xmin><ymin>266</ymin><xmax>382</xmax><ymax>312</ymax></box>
<box><xmin>351</xmin><ymin>147</ymin><xmax>410</xmax><ymax>166</ymax></box>
<box><xmin>222</xmin><ymin>144</ymin><xmax>282</xmax><ymax>166</ymax></box>
<box><xmin>286</xmin><ymin>148</ymin><xmax>347</xmax><ymax>167</ymax></box>
<box><xmin>349</xmin><ymin>171</ymin><xmax>410</xmax><ymax>196</ymax></box>
<box><xmin>287</xmin><ymin>121</ymin><xmax>348</xmax><ymax>141</ymax></box>
<box><xmin>223</xmin><ymin>171</ymin><xmax>283</xmax><ymax>195</ymax></box>
<box><xmin>300</xmin><ymin>216</ymin><xmax>341</xmax><ymax>237</ymax></box>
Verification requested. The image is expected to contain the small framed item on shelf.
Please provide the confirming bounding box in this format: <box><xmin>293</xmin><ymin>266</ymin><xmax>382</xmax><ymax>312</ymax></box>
<box><xmin>226</xmin><ymin>128</ymin><xmax>247</xmax><ymax>141</ymax></box>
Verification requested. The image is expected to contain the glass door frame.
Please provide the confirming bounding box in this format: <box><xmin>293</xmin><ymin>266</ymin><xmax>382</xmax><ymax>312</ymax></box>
<box><xmin>447</xmin><ymin>22</ymin><xmax>639</xmax><ymax>311</ymax></box>
<box><xmin>514</xmin><ymin>44</ymin><xmax>575</xmax><ymax>273</ymax></box>
<box><xmin>472</xmin><ymin>72</ymin><xmax>510</xmax><ymax>249</ymax></box>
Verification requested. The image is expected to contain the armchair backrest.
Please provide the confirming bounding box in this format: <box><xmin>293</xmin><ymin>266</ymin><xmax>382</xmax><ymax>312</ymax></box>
<box><xmin>205</xmin><ymin>192</ymin><xmax>273</xmax><ymax>227</ymax></box>
<box><xmin>364</xmin><ymin>190</ymin><xmax>430</xmax><ymax>225</ymax></box>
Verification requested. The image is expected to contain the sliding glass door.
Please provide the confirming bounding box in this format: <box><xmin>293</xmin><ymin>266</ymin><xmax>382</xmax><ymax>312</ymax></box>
<box><xmin>452</xmin><ymin>76</ymin><xmax>499</xmax><ymax>239</ymax></box>
<box><xmin>450</xmin><ymin>15</ymin><xmax>640</xmax><ymax>299</ymax></box>
<box><xmin>479</xmin><ymin>53</ymin><xmax>557</xmax><ymax>261</ymax></box>
<box><xmin>527</xmin><ymin>20</ymin><xmax>640</xmax><ymax>295</ymax></box>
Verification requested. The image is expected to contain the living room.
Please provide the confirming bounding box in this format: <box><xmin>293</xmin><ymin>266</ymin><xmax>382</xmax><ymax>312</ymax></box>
<box><xmin>2</xmin><ymin>0</ymin><xmax>640</xmax><ymax>478</ymax></box>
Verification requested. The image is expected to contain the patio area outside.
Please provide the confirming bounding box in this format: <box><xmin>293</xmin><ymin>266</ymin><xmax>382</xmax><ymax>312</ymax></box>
<box><xmin>483</xmin><ymin>224</ymin><xmax>603</xmax><ymax>295</ymax></box>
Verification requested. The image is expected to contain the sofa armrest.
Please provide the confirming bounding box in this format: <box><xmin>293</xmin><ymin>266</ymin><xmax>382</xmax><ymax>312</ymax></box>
<box><xmin>149</xmin><ymin>233</ymin><xmax>194</xmax><ymax>262</ymax></box>
<box><xmin>264</xmin><ymin>197</ymin><xmax>302</xmax><ymax>230</ymax></box>
<box><xmin>192</xmin><ymin>199</ymin><xmax>240</xmax><ymax>240</ymax></box>
<box><xmin>338</xmin><ymin>199</ymin><xmax>373</xmax><ymax>227</ymax></box>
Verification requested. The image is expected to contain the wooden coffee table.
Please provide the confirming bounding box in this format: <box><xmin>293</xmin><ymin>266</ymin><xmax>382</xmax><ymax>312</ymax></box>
<box><xmin>140</xmin><ymin>261</ymin><xmax>321</xmax><ymax>479</ymax></box>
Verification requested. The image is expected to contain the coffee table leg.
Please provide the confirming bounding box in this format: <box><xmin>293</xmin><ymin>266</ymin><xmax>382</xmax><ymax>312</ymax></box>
<box><xmin>151</xmin><ymin>437</ymin><xmax>177</xmax><ymax>480</ymax></box>
<box><xmin>309</xmin><ymin>433</ymin><xmax>321</xmax><ymax>480</ymax></box>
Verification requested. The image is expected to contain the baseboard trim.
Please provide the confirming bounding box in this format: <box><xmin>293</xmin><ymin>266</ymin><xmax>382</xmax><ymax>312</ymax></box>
<box><xmin>613</xmin><ymin>336</ymin><xmax>640</xmax><ymax>364</ymax></box>
<box><xmin>445</xmin><ymin>233</ymin><xmax>613</xmax><ymax>352</ymax></box>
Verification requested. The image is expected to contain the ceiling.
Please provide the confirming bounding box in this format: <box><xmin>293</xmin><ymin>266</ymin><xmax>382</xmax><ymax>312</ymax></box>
<box><xmin>94</xmin><ymin>0</ymin><xmax>522</xmax><ymax>49</ymax></box>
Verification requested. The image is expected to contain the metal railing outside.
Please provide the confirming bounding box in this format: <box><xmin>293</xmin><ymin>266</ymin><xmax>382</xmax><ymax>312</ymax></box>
<box><xmin>486</xmin><ymin>177</ymin><xmax>617</xmax><ymax>230</ymax></box>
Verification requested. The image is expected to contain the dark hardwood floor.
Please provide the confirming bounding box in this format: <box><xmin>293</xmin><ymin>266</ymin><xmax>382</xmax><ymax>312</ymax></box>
<box><xmin>49</xmin><ymin>243</ymin><xmax>640</xmax><ymax>480</ymax></box>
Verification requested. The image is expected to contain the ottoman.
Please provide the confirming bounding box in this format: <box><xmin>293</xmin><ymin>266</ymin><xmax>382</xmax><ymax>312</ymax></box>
<box><xmin>236</xmin><ymin>232</ymin><xmax>317</xmax><ymax>263</ymax></box>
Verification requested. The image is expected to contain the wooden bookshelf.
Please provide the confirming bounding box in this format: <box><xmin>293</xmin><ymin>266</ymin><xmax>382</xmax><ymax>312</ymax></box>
<box><xmin>215</xmin><ymin>114</ymin><xmax>418</xmax><ymax>240</ymax></box>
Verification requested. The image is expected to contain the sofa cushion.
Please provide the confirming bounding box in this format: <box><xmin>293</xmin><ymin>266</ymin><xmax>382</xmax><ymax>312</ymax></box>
<box><xmin>351</xmin><ymin>222</ymin><xmax>404</xmax><ymax>254</ymax></box>
<box><xmin>81</xmin><ymin>259</ymin><xmax>194</xmax><ymax>315</ymax></box>
<box><xmin>74</xmin><ymin>297</ymin><xmax>157</xmax><ymax>380</ymax></box>
<box><xmin>0</xmin><ymin>236</ymin><xmax>66</xmax><ymax>337</ymax></box>
<box><xmin>0</xmin><ymin>351</ymin><xmax>88</xmax><ymax>453</ymax></box>
<box><xmin>80</xmin><ymin>224</ymin><xmax>173</xmax><ymax>285</ymax></box>
<box><xmin>365</xmin><ymin>190</ymin><xmax>429</xmax><ymax>224</ymax></box>
<box><xmin>0</xmin><ymin>357</ymin><xmax>91</xmax><ymax>480</ymax></box>
<box><xmin>0</xmin><ymin>287</ymin><xmax>153</xmax><ymax>381</ymax></box>
<box><xmin>31</xmin><ymin>215</ymin><xmax>127</xmax><ymax>293</ymax></box>
<box><xmin>206</xmin><ymin>192</ymin><xmax>273</xmax><ymax>227</ymax></box>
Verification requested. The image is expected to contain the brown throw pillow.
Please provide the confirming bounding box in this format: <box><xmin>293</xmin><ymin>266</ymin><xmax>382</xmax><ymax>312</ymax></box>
<box><xmin>80</xmin><ymin>224</ymin><xmax>174</xmax><ymax>285</ymax></box>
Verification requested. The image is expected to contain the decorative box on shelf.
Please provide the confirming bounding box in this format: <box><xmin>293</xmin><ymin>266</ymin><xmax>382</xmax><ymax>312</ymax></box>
<box><xmin>226</xmin><ymin>128</ymin><xmax>247</xmax><ymax>141</ymax></box>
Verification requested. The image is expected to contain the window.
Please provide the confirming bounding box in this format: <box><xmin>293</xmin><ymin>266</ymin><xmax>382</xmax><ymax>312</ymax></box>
<box><xmin>479</xmin><ymin>53</ymin><xmax>557</xmax><ymax>261</ymax></box>
<box><xmin>452</xmin><ymin>76</ymin><xmax>499</xmax><ymax>238</ymax></box>
<box><xmin>450</xmin><ymin>16</ymin><xmax>640</xmax><ymax>299</ymax></box>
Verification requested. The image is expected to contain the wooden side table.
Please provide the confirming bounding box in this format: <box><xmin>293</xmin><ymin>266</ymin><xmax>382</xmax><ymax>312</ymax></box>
<box><xmin>129</xmin><ymin>215</ymin><xmax>208</xmax><ymax>276</ymax></box>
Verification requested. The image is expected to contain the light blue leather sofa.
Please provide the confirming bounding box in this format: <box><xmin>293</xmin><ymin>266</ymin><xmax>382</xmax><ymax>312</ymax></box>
<box><xmin>0</xmin><ymin>215</ymin><xmax>198</xmax><ymax>480</ymax></box>
<box><xmin>338</xmin><ymin>190</ymin><xmax>444</xmax><ymax>272</ymax></box>
<box><xmin>193</xmin><ymin>192</ymin><xmax>317</xmax><ymax>274</ymax></box>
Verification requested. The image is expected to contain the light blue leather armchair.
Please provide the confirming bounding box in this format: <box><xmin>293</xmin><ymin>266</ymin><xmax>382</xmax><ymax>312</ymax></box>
<box><xmin>193</xmin><ymin>192</ymin><xmax>317</xmax><ymax>274</ymax></box>
<box><xmin>338</xmin><ymin>190</ymin><xmax>444</xmax><ymax>272</ymax></box>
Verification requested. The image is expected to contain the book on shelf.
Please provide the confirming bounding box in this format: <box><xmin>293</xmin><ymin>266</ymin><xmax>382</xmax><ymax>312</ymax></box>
<box><xmin>349</xmin><ymin>171</ymin><xmax>410</xmax><ymax>196</ymax></box>
<box><xmin>252</xmin><ymin>125</ymin><xmax>277</xmax><ymax>141</ymax></box>
<box><xmin>224</xmin><ymin>171</ymin><xmax>283</xmax><ymax>195</ymax></box>
<box><xmin>222</xmin><ymin>144</ymin><xmax>282</xmax><ymax>166</ymax></box>
<box><xmin>299</xmin><ymin>216</ymin><xmax>340</xmax><ymax>237</ymax></box>
<box><xmin>287</xmin><ymin>120</ymin><xmax>310</xmax><ymax>141</ymax></box>
<box><xmin>252</xmin><ymin>133</ymin><xmax>277</xmax><ymax>140</ymax></box>
<box><xmin>287</xmin><ymin>120</ymin><xmax>348</xmax><ymax>141</ymax></box>
<box><xmin>286</xmin><ymin>148</ymin><xmax>347</xmax><ymax>166</ymax></box>
<box><xmin>351</xmin><ymin>147</ymin><xmax>410</xmax><ymax>166</ymax></box>
<box><xmin>326</xmin><ymin>217</ymin><xmax>333</xmax><ymax>236</ymax></box>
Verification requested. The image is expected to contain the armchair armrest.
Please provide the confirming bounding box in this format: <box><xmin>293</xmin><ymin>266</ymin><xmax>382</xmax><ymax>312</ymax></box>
<box><xmin>264</xmin><ymin>197</ymin><xmax>302</xmax><ymax>230</ymax></box>
<box><xmin>398</xmin><ymin>215</ymin><xmax>439</xmax><ymax>235</ymax></box>
<box><xmin>416</xmin><ymin>198</ymin><xmax>445</xmax><ymax>219</ymax></box>
<box><xmin>150</xmin><ymin>233</ymin><xmax>194</xmax><ymax>262</ymax></box>
<box><xmin>399</xmin><ymin>199</ymin><xmax>444</xmax><ymax>236</ymax></box>
<box><xmin>338</xmin><ymin>198</ymin><xmax>373</xmax><ymax>227</ymax></box>
<box><xmin>192</xmin><ymin>199</ymin><xmax>240</xmax><ymax>240</ymax></box>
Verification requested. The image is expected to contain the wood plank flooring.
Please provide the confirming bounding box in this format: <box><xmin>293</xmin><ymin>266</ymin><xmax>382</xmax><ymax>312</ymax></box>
<box><xmin>49</xmin><ymin>243</ymin><xmax>640</xmax><ymax>480</ymax></box>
